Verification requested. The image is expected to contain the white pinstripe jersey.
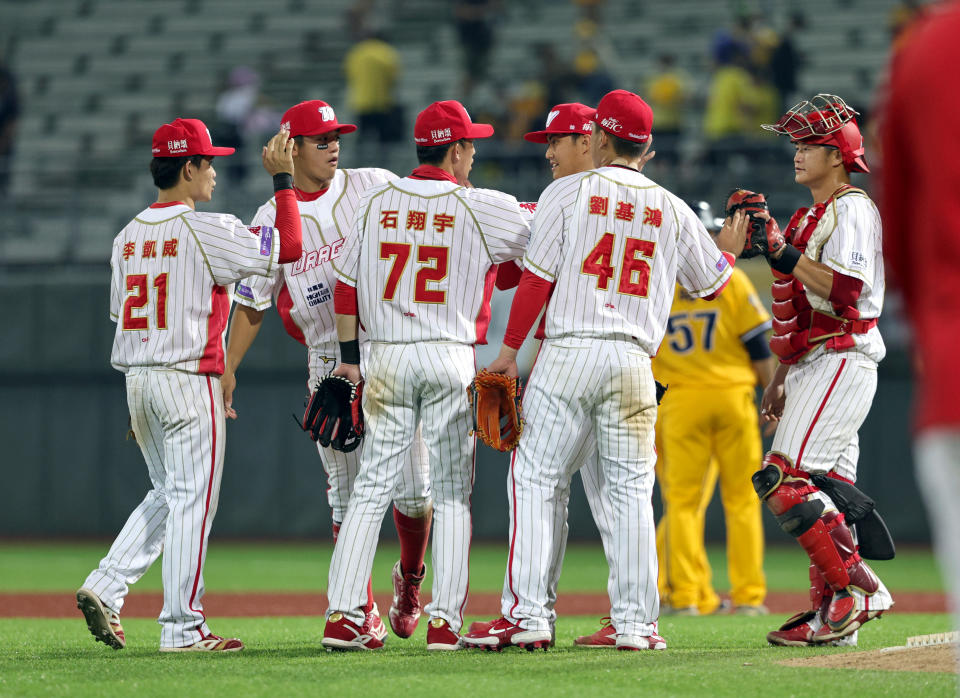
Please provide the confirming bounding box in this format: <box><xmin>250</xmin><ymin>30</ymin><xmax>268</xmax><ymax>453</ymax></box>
<box><xmin>524</xmin><ymin>166</ymin><xmax>732</xmax><ymax>354</ymax></box>
<box><xmin>335</xmin><ymin>178</ymin><xmax>531</xmax><ymax>344</ymax></box>
<box><xmin>109</xmin><ymin>203</ymin><xmax>280</xmax><ymax>374</ymax></box>
<box><xmin>233</xmin><ymin>168</ymin><xmax>395</xmax><ymax>346</ymax></box>
<box><xmin>799</xmin><ymin>191</ymin><xmax>885</xmax><ymax>363</ymax></box>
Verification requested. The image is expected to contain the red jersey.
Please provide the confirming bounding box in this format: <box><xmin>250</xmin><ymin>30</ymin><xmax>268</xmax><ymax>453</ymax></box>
<box><xmin>881</xmin><ymin>1</ymin><xmax>960</xmax><ymax>432</ymax></box>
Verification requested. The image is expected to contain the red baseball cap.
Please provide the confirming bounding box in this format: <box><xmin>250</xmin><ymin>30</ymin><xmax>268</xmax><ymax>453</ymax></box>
<box><xmin>592</xmin><ymin>89</ymin><xmax>654</xmax><ymax>143</ymax></box>
<box><xmin>281</xmin><ymin>100</ymin><xmax>357</xmax><ymax>138</ymax></box>
<box><xmin>151</xmin><ymin>118</ymin><xmax>235</xmax><ymax>157</ymax></box>
<box><xmin>414</xmin><ymin>100</ymin><xmax>494</xmax><ymax>146</ymax></box>
<box><xmin>524</xmin><ymin>103</ymin><xmax>594</xmax><ymax>143</ymax></box>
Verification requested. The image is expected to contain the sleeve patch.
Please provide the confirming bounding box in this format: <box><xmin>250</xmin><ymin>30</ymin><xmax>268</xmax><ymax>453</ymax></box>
<box><xmin>715</xmin><ymin>254</ymin><xmax>729</xmax><ymax>272</ymax></box>
<box><xmin>258</xmin><ymin>226</ymin><xmax>274</xmax><ymax>256</ymax></box>
<box><xmin>236</xmin><ymin>283</ymin><xmax>255</xmax><ymax>301</ymax></box>
<box><xmin>848</xmin><ymin>250</ymin><xmax>867</xmax><ymax>271</ymax></box>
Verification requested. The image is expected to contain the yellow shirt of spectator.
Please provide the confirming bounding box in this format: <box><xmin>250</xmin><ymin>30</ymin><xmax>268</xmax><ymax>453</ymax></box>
<box><xmin>653</xmin><ymin>268</ymin><xmax>771</xmax><ymax>387</ymax></box>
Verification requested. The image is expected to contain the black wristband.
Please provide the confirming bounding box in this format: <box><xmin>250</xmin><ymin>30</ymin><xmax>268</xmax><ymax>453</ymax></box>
<box><xmin>769</xmin><ymin>244</ymin><xmax>802</xmax><ymax>274</ymax></box>
<box><xmin>339</xmin><ymin>339</ymin><xmax>361</xmax><ymax>365</ymax></box>
<box><xmin>272</xmin><ymin>172</ymin><xmax>293</xmax><ymax>191</ymax></box>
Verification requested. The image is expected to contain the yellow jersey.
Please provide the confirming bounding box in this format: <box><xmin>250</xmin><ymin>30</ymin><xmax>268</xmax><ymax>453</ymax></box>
<box><xmin>653</xmin><ymin>268</ymin><xmax>770</xmax><ymax>388</ymax></box>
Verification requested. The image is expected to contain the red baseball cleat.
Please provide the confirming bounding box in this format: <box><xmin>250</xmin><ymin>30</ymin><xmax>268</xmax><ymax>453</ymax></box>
<box><xmin>574</xmin><ymin>616</ymin><xmax>616</xmax><ymax>648</ymax></box>
<box><xmin>322</xmin><ymin>611</ymin><xmax>386</xmax><ymax>651</ymax></box>
<box><xmin>426</xmin><ymin>617</ymin><xmax>463</xmax><ymax>651</ymax></box>
<box><xmin>462</xmin><ymin>617</ymin><xmax>551</xmax><ymax>651</ymax></box>
<box><xmin>388</xmin><ymin>561</ymin><xmax>425</xmax><ymax>638</ymax></box>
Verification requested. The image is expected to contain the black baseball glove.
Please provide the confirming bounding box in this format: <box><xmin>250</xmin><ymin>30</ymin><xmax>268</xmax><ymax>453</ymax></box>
<box><xmin>725</xmin><ymin>189</ymin><xmax>785</xmax><ymax>260</ymax></box>
<box><xmin>299</xmin><ymin>375</ymin><xmax>364</xmax><ymax>452</ymax></box>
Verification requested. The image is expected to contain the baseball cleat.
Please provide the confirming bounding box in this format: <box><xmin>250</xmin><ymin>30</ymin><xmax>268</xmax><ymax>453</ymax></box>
<box><xmin>76</xmin><ymin>588</ymin><xmax>125</xmax><ymax>650</ymax></box>
<box><xmin>426</xmin><ymin>617</ymin><xmax>463</xmax><ymax>651</ymax></box>
<box><xmin>616</xmin><ymin>633</ymin><xmax>668</xmax><ymax>651</ymax></box>
<box><xmin>322</xmin><ymin>612</ymin><xmax>386</xmax><ymax>651</ymax></box>
<box><xmin>462</xmin><ymin>617</ymin><xmax>551</xmax><ymax>651</ymax></box>
<box><xmin>734</xmin><ymin>604</ymin><xmax>770</xmax><ymax>616</ymax></box>
<box><xmin>822</xmin><ymin>583</ymin><xmax>894</xmax><ymax>639</ymax></box>
<box><xmin>159</xmin><ymin>633</ymin><xmax>244</xmax><ymax>652</ymax></box>
<box><xmin>574</xmin><ymin>617</ymin><xmax>616</xmax><ymax>648</ymax></box>
<box><xmin>388</xmin><ymin>560</ymin><xmax>425</xmax><ymax>638</ymax></box>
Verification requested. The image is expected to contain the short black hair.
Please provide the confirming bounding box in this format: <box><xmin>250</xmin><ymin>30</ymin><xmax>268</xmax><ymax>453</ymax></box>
<box><xmin>608</xmin><ymin>133</ymin><xmax>645</xmax><ymax>159</ymax></box>
<box><xmin>150</xmin><ymin>154</ymin><xmax>207</xmax><ymax>189</ymax></box>
<box><xmin>416</xmin><ymin>139</ymin><xmax>468</xmax><ymax>165</ymax></box>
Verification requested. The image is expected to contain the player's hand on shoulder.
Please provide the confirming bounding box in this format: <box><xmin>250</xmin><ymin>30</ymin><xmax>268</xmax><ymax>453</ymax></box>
<box><xmin>332</xmin><ymin>362</ymin><xmax>363</xmax><ymax>385</ymax></box>
<box><xmin>222</xmin><ymin>370</ymin><xmax>238</xmax><ymax>420</ymax></box>
<box><xmin>262</xmin><ymin>127</ymin><xmax>295</xmax><ymax>177</ymax></box>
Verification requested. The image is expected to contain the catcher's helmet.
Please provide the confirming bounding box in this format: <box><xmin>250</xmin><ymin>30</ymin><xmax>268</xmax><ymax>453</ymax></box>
<box><xmin>761</xmin><ymin>94</ymin><xmax>868</xmax><ymax>173</ymax></box>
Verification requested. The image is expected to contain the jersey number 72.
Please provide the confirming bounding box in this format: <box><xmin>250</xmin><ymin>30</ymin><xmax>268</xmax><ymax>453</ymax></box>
<box><xmin>581</xmin><ymin>233</ymin><xmax>656</xmax><ymax>297</ymax></box>
<box><xmin>380</xmin><ymin>242</ymin><xmax>449</xmax><ymax>304</ymax></box>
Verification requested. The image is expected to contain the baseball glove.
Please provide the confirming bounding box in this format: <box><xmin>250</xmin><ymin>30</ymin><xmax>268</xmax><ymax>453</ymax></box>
<box><xmin>724</xmin><ymin>189</ymin><xmax>784</xmax><ymax>259</ymax></box>
<box><xmin>299</xmin><ymin>375</ymin><xmax>364</xmax><ymax>452</ymax></box>
<box><xmin>468</xmin><ymin>370</ymin><xmax>524</xmax><ymax>452</ymax></box>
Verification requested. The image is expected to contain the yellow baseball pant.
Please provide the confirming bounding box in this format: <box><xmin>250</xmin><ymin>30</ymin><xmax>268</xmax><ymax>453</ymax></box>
<box><xmin>656</xmin><ymin>385</ymin><xmax>766</xmax><ymax>610</ymax></box>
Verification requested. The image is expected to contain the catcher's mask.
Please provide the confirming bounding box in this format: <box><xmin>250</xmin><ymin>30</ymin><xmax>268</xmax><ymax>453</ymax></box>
<box><xmin>761</xmin><ymin>94</ymin><xmax>868</xmax><ymax>174</ymax></box>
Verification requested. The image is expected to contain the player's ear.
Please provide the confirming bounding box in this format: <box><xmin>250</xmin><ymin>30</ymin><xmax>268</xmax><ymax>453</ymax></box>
<box><xmin>182</xmin><ymin>160</ymin><xmax>193</xmax><ymax>183</ymax></box>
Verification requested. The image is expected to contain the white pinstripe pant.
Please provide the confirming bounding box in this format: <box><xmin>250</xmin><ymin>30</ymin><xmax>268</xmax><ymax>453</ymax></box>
<box><xmin>308</xmin><ymin>345</ymin><xmax>431</xmax><ymax>524</ymax></box>
<box><xmin>501</xmin><ymin>338</ymin><xmax>660</xmax><ymax>637</ymax></box>
<box><xmin>82</xmin><ymin>368</ymin><xmax>222</xmax><ymax>648</ymax></box>
<box><xmin>771</xmin><ymin>347</ymin><xmax>878</xmax><ymax>481</ymax></box>
<box><xmin>326</xmin><ymin>342</ymin><xmax>476</xmax><ymax>632</ymax></box>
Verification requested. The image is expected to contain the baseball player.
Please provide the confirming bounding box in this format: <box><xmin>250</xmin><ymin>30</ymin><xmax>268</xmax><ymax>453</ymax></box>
<box><xmin>76</xmin><ymin>118</ymin><xmax>303</xmax><ymax>652</ymax></box>
<box><xmin>222</xmin><ymin>100</ymin><xmax>433</xmax><ymax>640</ymax></box>
<box><xmin>881</xmin><ymin>1</ymin><xmax>960</xmax><ymax>656</ymax></box>
<box><xmin>653</xmin><ymin>206</ymin><xmax>775</xmax><ymax>617</ymax></box>
<box><xmin>321</xmin><ymin>100</ymin><xmax>531</xmax><ymax>651</ymax></box>
<box><xmin>464</xmin><ymin>89</ymin><xmax>748</xmax><ymax>652</ymax></box>
<box><xmin>753</xmin><ymin>94</ymin><xmax>893</xmax><ymax>646</ymax></box>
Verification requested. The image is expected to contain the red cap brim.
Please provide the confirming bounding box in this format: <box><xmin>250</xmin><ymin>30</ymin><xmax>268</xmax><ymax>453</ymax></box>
<box><xmin>523</xmin><ymin>130</ymin><xmax>550</xmax><ymax>143</ymax></box>
<box><xmin>293</xmin><ymin>123</ymin><xmax>358</xmax><ymax>137</ymax></box>
<box><xmin>203</xmin><ymin>146</ymin><xmax>236</xmax><ymax>156</ymax></box>
<box><xmin>465</xmin><ymin>123</ymin><xmax>494</xmax><ymax>139</ymax></box>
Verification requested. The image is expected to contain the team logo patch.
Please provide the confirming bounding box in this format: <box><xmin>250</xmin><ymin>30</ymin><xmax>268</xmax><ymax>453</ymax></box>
<box><xmin>600</xmin><ymin>117</ymin><xmax>622</xmax><ymax>133</ymax></box>
<box><xmin>715</xmin><ymin>255</ymin><xmax>729</xmax><ymax>272</ymax></box>
<box><xmin>259</xmin><ymin>226</ymin><xmax>274</xmax><ymax>256</ymax></box>
<box><xmin>236</xmin><ymin>283</ymin><xmax>254</xmax><ymax>300</ymax></box>
<box><xmin>519</xmin><ymin>202</ymin><xmax>537</xmax><ymax>214</ymax></box>
<box><xmin>545</xmin><ymin>110</ymin><xmax>560</xmax><ymax>127</ymax></box>
<box><xmin>849</xmin><ymin>250</ymin><xmax>868</xmax><ymax>271</ymax></box>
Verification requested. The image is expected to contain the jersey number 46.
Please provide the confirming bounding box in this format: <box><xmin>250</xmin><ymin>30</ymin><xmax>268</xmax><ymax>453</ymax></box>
<box><xmin>581</xmin><ymin>233</ymin><xmax>656</xmax><ymax>297</ymax></box>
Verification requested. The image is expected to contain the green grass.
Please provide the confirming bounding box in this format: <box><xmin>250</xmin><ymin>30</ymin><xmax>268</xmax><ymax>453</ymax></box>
<box><xmin>1</xmin><ymin>615</ymin><xmax>955</xmax><ymax>697</ymax></box>
<box><xmin>0</xmin><ymin>542</ymin><xmax>953</xmax><ymax>697</ymax></box>
<box><xmin>0</xmin><ymin>541</ymin><xmax>945</xmax><ymax>593</ymax></box>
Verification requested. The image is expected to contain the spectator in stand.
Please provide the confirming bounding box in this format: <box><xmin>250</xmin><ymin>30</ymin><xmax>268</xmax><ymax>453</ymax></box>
<box><xmin>702</xmin><ymin>39</ymin><xmax>762</xmax><ymax>165</ymax></box>
<box><xmin>212</xmin><ymin>67</ymin><xmax>279</xmax><ymax>186</ymax></box>
<box><xmin>573</xmin><ymin>48</ymin><xmax>615</xmax><ymax>107</ymax></box>
<box><xmin>344</xmin><ymin>29</ymin><xmax>403</xmax><ymax>144</ymax></box>
<box><xmin>0</xmin><ymin>60</ymin><xmax>20</xmax><ymax>197</ymax></box>
<box><xmin>770</xmin><ymin>13</ymin><xmax>805</xmax><ymax>112</ymax></box>
<box><xmin>644</xmin><ymin>54</ymin><xmax>689</xmax><ymax>167</ymax></box>
<box><xmin>454</xmin><ymin>0</ymin><xmax>501</xmax><ymax>96</ymax></box>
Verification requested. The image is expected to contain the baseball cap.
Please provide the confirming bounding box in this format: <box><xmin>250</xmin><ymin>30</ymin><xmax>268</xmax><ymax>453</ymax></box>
<box><xmin>151</xmin><ymin>118</ymin><xmax>235</xmax><ymax>157</ymax></box>
<box><xmin>281</xmin><ymin>100</ymin><xmax>357</xmax><ymax>138</ymax></box>
<box><xmin>592</xmin><ymin>89</ymin><xmax>654</xmax><ymax>143</ymax></box>
<box><xmin>523</xmin><ymin>103</ymin><xmax>594</xmax><ymax>143</ymax></box>
<box><xmin>414</xmin><ymin>100</ymin><xmax>494</xmax><ymax>146</ymax></box>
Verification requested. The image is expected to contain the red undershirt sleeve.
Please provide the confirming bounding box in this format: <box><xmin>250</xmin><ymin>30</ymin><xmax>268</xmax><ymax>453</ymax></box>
<box><xmin>829</xmin><ymin>272</ymin><xmax>864</xmax><ymax>307</ymax></box>
<box><xmin>334</xmin><ymin>280</ymin><xmax>358</xmax><ymax>315</ymax></box>
<box><xmin>503</xmin><ymin>270</ymin><xmax>554</xmax><ymax>349</ymax></box>
<box><xmin>274</xmin><ymin>188</ymin><xmax>303</xmax><ymax>263</ymax></box>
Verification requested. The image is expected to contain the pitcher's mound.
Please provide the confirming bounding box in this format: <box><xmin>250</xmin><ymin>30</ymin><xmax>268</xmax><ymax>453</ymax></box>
<box><xmin>779</xmin><ymin>643</ymin><xmax>958</xmax><ymax>674</ymax></box>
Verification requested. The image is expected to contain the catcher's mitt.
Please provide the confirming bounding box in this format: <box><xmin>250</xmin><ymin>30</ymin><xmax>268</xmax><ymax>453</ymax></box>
<box><xmin>725</xmin><ymin>189</ymin><xmax>784</xmax><ymax>260</ymax></box>
<box><xmin>468</xmin><ymin>370</ymin><xmax>524</xmax><ymax>452</ymax></box>
<box><xmin>299</xmin><ymin>375</ymin><xmax>364</xmax><ymax>452</ymax></box>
